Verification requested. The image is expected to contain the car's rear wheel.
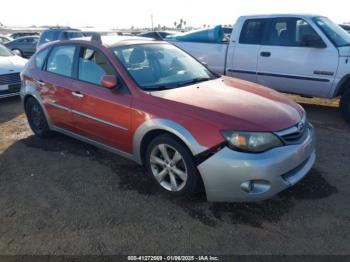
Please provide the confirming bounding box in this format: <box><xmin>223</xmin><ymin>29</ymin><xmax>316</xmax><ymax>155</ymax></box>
<box><xmin>12</xmin><ymin>48</ymin><xmax>22</xmax><ymax>57</ymax></box>
<box><xmin>340</xmin><ymin>88</ymin><xmax>350</xmax><ymax>123</ymax></box>
<box><xmin>145</xmin><ymin>134</ymin><xmax>201</xmax><ymax>197</ymax></box>
<box><xmin>25</xmin><ymin>97</ymin><xmax>51</xmax><ymax>137</ymax></box>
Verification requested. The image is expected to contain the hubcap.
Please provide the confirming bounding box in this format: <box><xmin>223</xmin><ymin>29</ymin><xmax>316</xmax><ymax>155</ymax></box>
<box><xmin>150</xmin><ymin>144</ymin><xmax>188</xmax><ymax>192</ymax></box>
<box><xmin>30</xmin><ymin>104</ymin><xmax>44</xmax><ymax>131</ymax></box>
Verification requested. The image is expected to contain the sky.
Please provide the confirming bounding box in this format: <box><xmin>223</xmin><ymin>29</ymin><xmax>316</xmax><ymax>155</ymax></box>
<box><xmin>1</xmin><ymin>0</ymin><xmax>347</xmax><ymax>29</ymax></box>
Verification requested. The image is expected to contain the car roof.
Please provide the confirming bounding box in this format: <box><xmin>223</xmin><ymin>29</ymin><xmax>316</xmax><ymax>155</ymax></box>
<box><xmin>44</xmin><ymin>35</ymin><xmax>165</xmax><ymax>49</ymax></box>
<box><xmin>241</xmin><ymin>13</ymin><xmax>322</xmax><ymax>19</ymax></box>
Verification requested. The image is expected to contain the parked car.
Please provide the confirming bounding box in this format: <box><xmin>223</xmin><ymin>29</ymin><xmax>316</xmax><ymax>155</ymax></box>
<box><xmin>137</xmin><ymin>31</ymin><xmax>176</xmax><ymax>40</ymax></box>
<box><xmin>20</xmin><ymin>36</ymin><xmax>315</xmax><ymax>202</ymax></box>
<box><xmin>37</xmin><ymin>27</ymin><xmax>84</xmax><ymax>48</ymax></box>
<box><xmin>0</xmin><ymin>35</ymin><xmax>12</xmax><ymax>44</ymax></box>
<box><xmin>339</xmin><ymin>24</ymin><xmax>350</xmax><ymax>34</ymax></box>
<box><xmin>10</xmin><ymin>32</ymin><xmax>39</xmax><ymax>39</ymax></box>
<box><xmin>4</xmin><ymin>36</ymin><xmax>39</xmax><ymax>57</ymax></box>
<box><xmin>170</xmin><ymin>14</ymin><xmax>350</xmax><ymax>122</ymax></box>
<box><xmin>0</xmin><ymin>44</ymin><xmax>27</xmax><ymax>98</ymax></box>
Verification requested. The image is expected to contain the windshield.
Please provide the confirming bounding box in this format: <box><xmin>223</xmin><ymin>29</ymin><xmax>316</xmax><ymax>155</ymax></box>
<box><xmin>313</xmin><ymin>17</ymin><xmax>350</xmax><ymax>47</ymax></box>
<box><xmin>0</xmin><ymin>44</ymin><xmax>13</xmax><ymax>57</ymax></box>
<box><xmin>111</xmin><ymin>43</ymin><xmax>217</xmax><ymax>90</ymax></box>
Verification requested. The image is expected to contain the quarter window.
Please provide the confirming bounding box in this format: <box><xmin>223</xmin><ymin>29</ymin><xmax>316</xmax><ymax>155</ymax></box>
<box><xmin>78</xmin><ymin>47</ymin><xmax>116</xmax><ymax>85</ymax></box>
<box><xmin>35</xmin><ymin>48</ymin><xmax>50</xmax><ymax>69</ymax></box>
<box><xmin>47</xmin><ymin>45</ymin><xmax>76</xmax><ymax>77</ymax></box>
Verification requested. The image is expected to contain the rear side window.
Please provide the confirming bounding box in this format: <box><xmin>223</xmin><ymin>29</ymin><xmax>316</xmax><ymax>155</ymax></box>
<box><xmin>47</xmin><ymin>45</ymin><xmax>76</xmax><ymax>77</ymax></box>
<box><xmin>78</xmin><ymin>47</ymin><xmax>116</xmax><ymax>85</ymax></box>
<box><xmin>35</xmin><ymin>48</ymin><xmax>50</xmax><ymax>69</ymax></box>
<box><xmin>239</xmin><ymin>19</ymin><xmax>268</xmax><ymax>44</ymax></box>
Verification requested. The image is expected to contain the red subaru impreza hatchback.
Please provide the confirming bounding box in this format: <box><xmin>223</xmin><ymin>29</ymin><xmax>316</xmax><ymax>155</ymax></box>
<box><xmin>20</xmin><ymin>36</ymin><xmax>316</xmax><ymax>202</ymax></box>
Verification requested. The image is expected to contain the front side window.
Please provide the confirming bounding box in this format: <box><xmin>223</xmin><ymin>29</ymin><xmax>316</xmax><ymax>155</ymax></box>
<box><xmin>47</xmin><ymin>45</ymin><xmax>76</xmax><ymax>77</ymax></box>
<box><xmin>266</xmin><ymin>18</ymin><xmax>321</xmax><ymax>47</ymax></box>
<box><xmin>111</xmin><ymin>43</ymin><xmax>216</xmax><ymax>90</ymax></box>
<box><xmin>239</xmin><ymin>19</ymin><xmax>268</xmax><ymax>45</ymax></box>
<box><xmin>313</xmin><ymin>17</ymin><xmax>350</xmax><ymax>47</ymax></box>
<box><xmin>78</xmin><ymin>47</ymin><xmax>116</xmax><ymax>85</ymax></box>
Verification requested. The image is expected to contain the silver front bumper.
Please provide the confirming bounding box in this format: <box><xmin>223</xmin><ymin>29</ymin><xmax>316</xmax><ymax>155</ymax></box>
<box><xmin>198</xmin><ymin>126</ymin><xmax>316</xmax><ymax>202</ymax></box>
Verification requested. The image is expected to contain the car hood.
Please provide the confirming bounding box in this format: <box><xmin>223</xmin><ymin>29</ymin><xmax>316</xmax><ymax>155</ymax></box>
<box><xmin>0</xmin><ymin>55</ymin><xmax>27</xmax><ymax>74</ymax></box>
<box><xmin>149</xmin><ymin>76</ymin><xmax>304</xmax><ymax>132</ymax></box>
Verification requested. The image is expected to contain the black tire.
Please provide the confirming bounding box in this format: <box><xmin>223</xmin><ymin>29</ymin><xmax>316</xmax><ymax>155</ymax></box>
<box><xmin>145</xmin><ymin>134</ymin><xmax>201</xmax><ymax>198</ymax></box>
<box><xmin>12</xmin><ymin>48</ymin><xmax>22</xmax><ymax>57</ymax></box>
<box><xmin>340</xmin><ymin>89</ymin><xmax>350</xmax><ymax>123</ymax></box>
<box><xmin>25</xmin><ymin>97</ymin><xmax>51</xmax><ymax>137</ymax></box>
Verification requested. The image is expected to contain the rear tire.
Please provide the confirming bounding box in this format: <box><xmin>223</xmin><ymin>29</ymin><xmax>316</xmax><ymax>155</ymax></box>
<box><xmin>25</xmin><ymin>97</ymin><xmax>51</xmax><ymax>137</ymax></box>
<box><xmin>340</xmin><ymin>89</ymin><xmax>350</xmax><ymax>123</ymax></box>
<box><xmin>145</xmin><ymin>134</ymin><xmax>201</xmax><ymax>198</ymax></box>
<box><xmin>12</xmin><ymin>48</ymin><xmax>22</xmax><ymax>57</ymax></box>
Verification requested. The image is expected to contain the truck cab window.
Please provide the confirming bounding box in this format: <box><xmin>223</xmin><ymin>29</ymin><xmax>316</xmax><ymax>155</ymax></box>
<box><xmin>239</xmin><ymin>19</ymin><xmax>268</xmax><ymax>45</ymax></box>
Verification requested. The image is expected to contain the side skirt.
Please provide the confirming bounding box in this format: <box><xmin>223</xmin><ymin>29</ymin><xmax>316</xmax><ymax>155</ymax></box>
<box><xmin>51</xmin><ymin>125</ymin><xmax>139</xmax><ymax>164</ymax></box>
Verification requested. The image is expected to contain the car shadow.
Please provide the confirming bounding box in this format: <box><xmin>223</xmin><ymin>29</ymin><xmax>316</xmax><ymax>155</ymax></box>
<box><xmin>0</xmin><ymin>133</ymin><xmax>338</xmax><ymax>230</ymax></box>
<box><xmin>0</xmin><ymin>96</ymin><xmax>23</xmax><ymax>124</ymax></box>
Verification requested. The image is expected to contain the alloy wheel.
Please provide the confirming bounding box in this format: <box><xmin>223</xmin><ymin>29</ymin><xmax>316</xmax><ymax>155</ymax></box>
<box><xmin>149</xmin><ymin>144</ymin><xmax>188</xmax><ymax>192</ymax></box>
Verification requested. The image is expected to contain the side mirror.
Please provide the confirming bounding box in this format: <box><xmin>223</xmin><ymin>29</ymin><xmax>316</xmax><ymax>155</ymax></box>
<box><xmin>101</xmin><ymin>75</ymin><xmax>118</xmax><ymax>89</ymax></box>
<box><xmin>301</xmin><ymin>34</ymin><xmax>326</xmax><ymax>48</ymax></box>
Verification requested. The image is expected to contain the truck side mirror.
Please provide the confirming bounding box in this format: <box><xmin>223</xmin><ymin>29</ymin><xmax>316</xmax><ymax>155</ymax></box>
<box><xmin>301</xmin><ymin>34</ymin><xmax>326</xmax><ymax>48</ymax></box>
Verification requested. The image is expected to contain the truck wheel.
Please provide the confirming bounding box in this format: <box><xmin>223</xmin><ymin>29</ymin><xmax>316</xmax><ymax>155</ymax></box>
<box><xmin>340</xmin><ymin>89</ymin><xmax>350</xmax><ymax>123</ymax></box>
<box><xmin>145</xmin><ymin>134</ymin><xmax>201</xmax><ymax>198</ymax></box>
<box><xmin>25</xmin><ymin>97</ymin><xmax>51</xmax><ymax>137</ymax></box>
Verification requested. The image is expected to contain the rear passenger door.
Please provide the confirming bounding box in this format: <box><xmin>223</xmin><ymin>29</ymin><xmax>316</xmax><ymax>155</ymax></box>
<box><xmin>257</xmin><ymin>17</ymin><xmax>338</xmax><ymax>97</ymax></box>
<box><xmin>70</xmin><ymin>46</ymin><xmax>132</xmax><ymax>153</ymax></box>
<box><xmin>228</xmin><ymin>18</ymin><xmax>269</xmax><ymax>83</ymax></box>
<box><xmin>41</xmin><ymin>44</ymin><xmax>77</xmax><ymax>130</ymax></box>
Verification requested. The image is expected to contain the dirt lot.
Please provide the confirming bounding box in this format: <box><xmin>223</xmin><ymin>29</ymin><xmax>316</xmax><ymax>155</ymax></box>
<box><xmin>0</xmin><ymin>96</ymin><xmax>350</xmax><ymax>255</ymax></box>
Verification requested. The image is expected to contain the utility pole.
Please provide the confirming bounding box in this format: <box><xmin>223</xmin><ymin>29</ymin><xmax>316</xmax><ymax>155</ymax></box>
<box><xmin>151</xmin><ymin>14</ymin><xmax>154</xmax><ymax>31</ymax></box>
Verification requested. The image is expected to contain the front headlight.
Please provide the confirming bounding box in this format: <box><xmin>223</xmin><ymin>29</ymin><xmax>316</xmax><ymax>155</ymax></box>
<box><xmin>221</xmin><ymin>131</ymin><xmax>283</xmax><ymax>153</ymax></box>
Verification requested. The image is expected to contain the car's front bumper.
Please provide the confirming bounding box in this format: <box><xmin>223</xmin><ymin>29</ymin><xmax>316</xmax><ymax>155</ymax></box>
<box><xmin>198</xmin><ymin>125</ymin><xmax>316</xmax><ymax>202</ymax></box>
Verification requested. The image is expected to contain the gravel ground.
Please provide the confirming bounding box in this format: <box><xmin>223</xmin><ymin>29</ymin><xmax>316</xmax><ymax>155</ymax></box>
<box><xmin>0</xmin><ymin>96</ymin><xmax>350</xmax><ymax>255</ymax></box>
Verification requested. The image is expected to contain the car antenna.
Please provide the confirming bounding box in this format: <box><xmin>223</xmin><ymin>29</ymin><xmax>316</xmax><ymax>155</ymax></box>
<box><xmin>91</xmin><ymin>33</ymin><xmax>102</xmax><ymax>44</ymax></box>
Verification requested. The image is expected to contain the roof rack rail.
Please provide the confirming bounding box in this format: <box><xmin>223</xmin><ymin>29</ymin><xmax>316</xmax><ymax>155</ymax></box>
<box><xmin>91</xmin><ymin>32</ymin><xmax>102</xmax><ymax>43</ymax></box>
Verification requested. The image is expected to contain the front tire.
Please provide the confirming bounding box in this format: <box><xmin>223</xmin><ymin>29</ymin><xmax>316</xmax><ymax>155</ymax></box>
<box><xmin>145</xmin><ymin>134</ymin><xmax>201</xmax><ymax>198</ymax></box>
<box><xmin>340</xmin><ymin>89</ymin><xmax>350</xmax><ymax>123</ymax></box>
<box><xmin>25</xmin><ymin>97</ymin><xmax>51</xmax><ymax>137</ymax></box>
<box><xmin>12</xmin><ymin>48</ymin><xmax>22</xmax><ymax>57</ymax></box>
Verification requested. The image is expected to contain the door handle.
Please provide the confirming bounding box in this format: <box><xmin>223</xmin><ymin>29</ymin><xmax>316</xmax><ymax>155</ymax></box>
<box><xmin>260</xmin><ymin>51</ymin><xmax>271</xmax><ymax>57</ymax></box>
<box><xmin>35</xmin><ymin>80</ymin><xmax>45</xmax><ymax>86</ymax></box>
<box><xmin>71</xmin><ymin>91</ymin><xmax>84</xmax><ymax>98</ymax></box>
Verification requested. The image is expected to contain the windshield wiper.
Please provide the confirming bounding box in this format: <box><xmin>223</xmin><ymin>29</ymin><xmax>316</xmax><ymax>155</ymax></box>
<box><xmin>143</xmin><ymin>85</ymin><xmax>173</xmax><ymax>91</ymax></box>
<box><xmin>178</xmin><ymin>77</ymin><xmax>213</xmax><ymax>87</ymax></box>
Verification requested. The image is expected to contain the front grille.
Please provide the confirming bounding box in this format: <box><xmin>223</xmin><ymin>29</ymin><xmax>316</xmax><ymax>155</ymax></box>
<box><xmin>0</xmin><ymin>73</ymin><xmax>21</xmax><ymax>86</ymax></box>
<box><xmin>281</xmin><ymin>126</ymin><xmax>307</xmax><ymax>143</ymax></box>
<box><xmin>275</xmin><ymin>118</ymin><xmax>310</xmax><ymax>145</ymax></box>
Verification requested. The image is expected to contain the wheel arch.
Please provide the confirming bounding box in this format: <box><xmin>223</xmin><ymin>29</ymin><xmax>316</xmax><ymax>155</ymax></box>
<box><xmin>335</xmin><ymin>74</ymin><xmax>350</xmax><ymax>97</ymax></box>
<box><xmin>133</xmin><ymin>119</ymin><xmax>208</xmax><ymax>165</ymax></box>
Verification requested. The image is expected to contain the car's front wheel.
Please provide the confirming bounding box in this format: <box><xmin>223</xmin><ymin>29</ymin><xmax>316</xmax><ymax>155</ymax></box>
<box><xmin>12</xmin><ymin>48</ymin><xmax>22</xmax><ymax>57</ymax></box>
<box><xmin>25</xmin><ymin>97</ymin><xmax>51</xmax><ymax>137</ymax></box>
<box><xmin>340</xmin><ymin>88</ymin><xmax>350</xmax><ymax>123</ymax></box>
<box><xmin>145</xmin><ymin>134</ymin><xmax>201</xmax><ymax>197</ymax></box>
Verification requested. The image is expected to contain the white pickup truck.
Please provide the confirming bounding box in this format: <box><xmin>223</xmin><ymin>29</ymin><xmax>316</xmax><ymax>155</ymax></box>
<box><xmin>170</xmin><ymin>14</ymin><xmax>350</xmax><ymax>122</ymax></box>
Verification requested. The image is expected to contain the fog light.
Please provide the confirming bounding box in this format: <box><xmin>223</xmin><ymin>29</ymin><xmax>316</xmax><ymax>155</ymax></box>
<box><xmin>240</xmin><ymin>180</ymin><xmax>271</xmax><ymax>194</ymax></box>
